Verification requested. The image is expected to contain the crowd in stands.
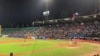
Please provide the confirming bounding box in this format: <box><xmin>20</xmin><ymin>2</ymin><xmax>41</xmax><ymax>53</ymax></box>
<box><xmin>8</xmin><ymin>31</ymin><xmax>26</xmax><ymax>38</ymax></box>
<box><xmin>33</xmin><ymin>22</ymin><xmax>100</xmax><ymax>39</ymax></box>
<box><xmin>4</xmin><ymin>27</ymin><xmax>37</xmax><ymax>38</ymax></box>
<box><xmin>6</xmin><ymin>21</ymin><xmax>100</xmax><ymax>39</ymax></box>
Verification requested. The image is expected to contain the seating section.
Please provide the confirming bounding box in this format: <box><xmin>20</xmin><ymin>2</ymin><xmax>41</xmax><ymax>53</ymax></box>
<box><xmin>1</xmin><ymin>22</ymin><xmax>100</xmax><ymax>39</ymax></box>
<box><xmin>2</xmin><ymin>27</ymin><xmax>38</xmax><ymax>35</ymax></box>
<box><xmin>33</xmin><ymin>22</ymin><xmax>100</xmax><ymax>39</ymax></box>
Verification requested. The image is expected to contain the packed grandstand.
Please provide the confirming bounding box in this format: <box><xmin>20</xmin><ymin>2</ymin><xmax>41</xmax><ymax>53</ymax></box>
<box><xmin>2</xmin><ymin>21</ymin><xmax>100</xmax><ymax>40</ymax></box>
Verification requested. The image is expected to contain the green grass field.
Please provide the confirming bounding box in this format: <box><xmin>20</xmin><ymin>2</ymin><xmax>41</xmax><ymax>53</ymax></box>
<box><xmin>0</xmin><ymin>38</ymin><xmax>100</xmax><ymax>56</ymax></box>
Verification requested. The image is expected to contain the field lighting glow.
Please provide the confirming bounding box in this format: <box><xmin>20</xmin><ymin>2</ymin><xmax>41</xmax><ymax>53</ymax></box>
<box><xmin>41</xmin><ymin>0</ymin><xmax>52</xmax><ymax>4</ymax></box>
<box><xmin>44</xmin><ymin>0</ymin><xmax>52</xmax><ymax>3</ymax></box>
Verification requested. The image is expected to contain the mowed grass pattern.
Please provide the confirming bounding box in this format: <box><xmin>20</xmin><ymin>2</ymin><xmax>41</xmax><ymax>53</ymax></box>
<box><xmin>0</xmin><ymin>38</ymin><xmax>100</xmax><ymax>56</ymax></box>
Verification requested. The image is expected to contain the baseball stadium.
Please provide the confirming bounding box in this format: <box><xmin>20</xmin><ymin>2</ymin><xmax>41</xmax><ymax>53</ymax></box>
<box><xmin>1</xmin><ymin>18</ymin><xmax>100</xmax><ymax>56</ymax></box>
<box><xmin>0</xmin><ymin>0</ymin><xmax>100</xmax><ymax>56</ymax></box>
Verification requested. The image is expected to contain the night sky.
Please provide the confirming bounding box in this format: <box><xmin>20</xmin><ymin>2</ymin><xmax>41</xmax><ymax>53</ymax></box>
<box><xmin>0</xmin><ymin>0</ymin><xmax>98</xmax><ymax>28</ymax></box>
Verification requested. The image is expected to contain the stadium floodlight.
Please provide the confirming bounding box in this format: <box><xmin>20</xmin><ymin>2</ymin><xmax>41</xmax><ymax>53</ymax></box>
<box><xmin>43</xmin><ymin>10</ymin><xmax>50</xmax><ymax>16</ymax></box>
<box><xmin>75</xmin><ymin>12</ymin><xmax>79</xmax><ymax>16</ymax></box>
<box><xmin>43</xmin><ymin>0</ymin><xmax>52</xmax><ymax>21</ymax></box>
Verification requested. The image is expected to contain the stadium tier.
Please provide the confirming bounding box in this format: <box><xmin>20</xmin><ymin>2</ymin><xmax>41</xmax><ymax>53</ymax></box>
<box><xmin>33</xmin><ymin>22</ymin><xmax>100</xmax><ymax>39</ymax></box>
<box><xmin>2</xmin><ymin>27</ymin><xmax>38</xmax><ymax>38</ymax></box>
<box><xmin>1</xmin><ymin>22</ymin><xmax>100</xmax><ymax>40</ymax></box>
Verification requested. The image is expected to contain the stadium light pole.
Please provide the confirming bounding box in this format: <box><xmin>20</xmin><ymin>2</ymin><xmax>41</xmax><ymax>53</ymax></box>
<box><xmin>93</xmin><ymin>0</ymin><xmax>98</xmax><ymax>18</ymax></box>
<box><xmin>94</xmin><ymin>0</ymin><xmax>98</xmax><ymax>14</ymax></box>
<box><xmin>43</xmin><ymin>0</ymin><xmax>51</xmax><ymax>21</ymax></box>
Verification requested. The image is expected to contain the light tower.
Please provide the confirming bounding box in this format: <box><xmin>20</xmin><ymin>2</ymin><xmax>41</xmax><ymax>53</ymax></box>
<box><xmin>43</xmin><ymin>0</ymin><xmax>52</xmax><ymax>21</ymax></box>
